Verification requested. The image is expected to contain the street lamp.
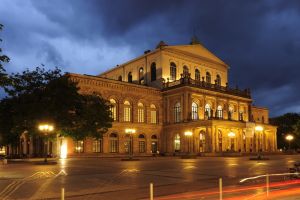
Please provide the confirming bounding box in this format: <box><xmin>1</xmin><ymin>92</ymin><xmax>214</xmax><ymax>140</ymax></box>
<box><xmin>184</xmin><ymin>131</ymin><xmax>193</xmax><ymax>154</ymax></box>
<box><xmin>38</xmin><ymin>124</ymin><xmax>54</xmax><ymax>162</ymax></box>
<box><xmin>228</xmin><ymin>132</ymin><xmax>235</xmax><ymax>151</ymax></box>
<box><xmin>125</xmin><ymin>128</ymin><xmax>136</xmax><ymax>159</ymax></box>
<box><xmin>285</xmin><ymin>134</ymin><xmax>294</xmax><ymax>151</ymax></box>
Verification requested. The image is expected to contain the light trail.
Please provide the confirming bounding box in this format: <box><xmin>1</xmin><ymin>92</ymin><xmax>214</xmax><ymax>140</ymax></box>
<box><xmin>239</xmin><ymin>172</ymin><xmax>300</xmax><ymax>183</ymax></box>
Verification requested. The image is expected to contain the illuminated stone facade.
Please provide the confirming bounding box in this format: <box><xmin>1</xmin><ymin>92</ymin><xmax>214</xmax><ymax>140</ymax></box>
<box><xmin>8</xmin><ymin>41</ymin><xmax>277</xmax><ymax>157</ymax></box>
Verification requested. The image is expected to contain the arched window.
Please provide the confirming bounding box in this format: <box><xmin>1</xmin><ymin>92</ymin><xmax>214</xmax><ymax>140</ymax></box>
<box><xmin>206</xmin><ymin>72</ymin><xmax>211</xmax><ymax>83</ymax></box>
<box><xmin>150</xmin><ymin>104</ymin><xmax>157</xmax><ymax>124</ymax></box>
<box><xmin>109</xmin><ymin>99</ymin><xmax>117</xmax><ymax>121</ymax></box>
<box><xmin>228</xmin><ymin>106</ymin><xmax>234</xmax><ymax>120</ymax></box>
<box><xmin>139</xmin><ymin>67</ymin><xmax>144</xmax><ymax>84</ymax></box>
<box><xmin>199</xmin><ymin>130</ymin><xmax>206</xmax><ymax>152</ymax></box>
<box><xmin>183</xmin><ymin>65</ymin><xmax>189</xmax><ymax>76</ymax></box>
<box><xmin>124</xmin><ymin>101</ymin><xmax>131</xmax><ymax>122</ymax></box>
<box><xmin>195</xmin><ymin>69</ymin><xmax>200</xmax><ymax>81</ymax></box>
<box><xmin>128</xmin><ymin>72</ymin><xmax>132</xmax><ymax>83</ymax></box>
<box><xmin>151</xmin><ymin>135</ymin><xmax>158</xmax><ymax>153</ymax></box>
<box><xmin>151</xmin><ymin>62</ymin><xmax>156</xmax><ymax>81</ymax></box>
<box><xmin>191</xmin><ymin>102</ymin><xmax>198</xmax><ymax>120</ymax></box>
<box><xmin>174</xmin><ymin>102</ymin><xmax>181</xmax><ymax>123</ymax></box>
<box><xmin>109</xmin><ymin>133</ymin><xmax>118</xmax><ymax>153</ymax></box>
<box><xmin>217</xmin><ymin>105</ymin><xmax>223</xmax><ymax>119</ymax></box>
<box><xmin>138</xmin><ymin>134</ymin><xmax>146</xmax><ymax>153</ymax></box>
<box><xmin>170</xmin><ymin>62</ymin><xmax>177</xmax><ymax>81</ymax></box>
<box><xmin>218</xmin><ymin>130</ymin><xmax>222</xmax><ymax>152</ymax></box>
<box><xmin>216</xmin><ymin>74</ymin><xmax>221</xmax><ymax>86</ymax></box>
<box><xmin>239</xmin><ymin>107</ymin><xmax>244</xmax><ymax>121</ymax></box>
<box><xmin>118</xmin><ymin>75</ymin><xmax>122</xmax><ymax>81</ymax></box>
<box><xmin>174</xmin><ymin>134</ymin><xmax>180</xmax><ymax>152</ymax></box>
<box><xmin>137</xmin><ymin>102</ymin><xmax>144</xmax><ymax>123</ymax></box>
<box><xmin>205</xmin><ymin>104</ymin><xmax>211</xmax><ymax>119</ymax></box>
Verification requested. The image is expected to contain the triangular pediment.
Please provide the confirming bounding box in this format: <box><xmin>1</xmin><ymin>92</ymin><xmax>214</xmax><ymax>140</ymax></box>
<box><xmin>165</xmin><ymin>44</ymin><xmax>227</xmax><ymax>67</ymax></box>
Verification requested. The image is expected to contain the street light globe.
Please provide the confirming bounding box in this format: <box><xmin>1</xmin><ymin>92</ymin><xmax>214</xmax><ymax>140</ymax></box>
<box><xmin>184</xmin><ymin>131</ymin><xmax>193</xmax><ymax>136</ymax></box>
<box><xmin>286</xmin><ymin>134</ymin><xmax>294</xmax><ymax>141</ymax></box>
<box><xmin>228</xmin><ymin>132</ymin><xmax>236</xmax><ymax>138</ymax></box>
<box><xmin>255</xmin><ymin>125</ymin><xmax>264</xmax><ymax>131</ymax></box>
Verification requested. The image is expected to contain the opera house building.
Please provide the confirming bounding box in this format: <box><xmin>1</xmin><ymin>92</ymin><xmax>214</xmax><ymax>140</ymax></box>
<box><xmin>14</xmin><ymin>40</ymin><xmax>278</xmax><ymax>157</ymax></box>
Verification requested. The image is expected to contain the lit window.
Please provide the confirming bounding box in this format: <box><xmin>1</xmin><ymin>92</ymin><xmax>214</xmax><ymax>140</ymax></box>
<box><xmin>205</xmin><ymin>104</ymin><xmax>211</xmax><ymax>119</ymax></box>
<box><xmin>92</xmin><ymin>139</ymin><xmax>102</xmax><ymax>153</ymax></box>
<box><xmin>75</xmin><ymin>140</ymin><xmax>84</xmax><ymax>153</ymax></box>
<box><xmin>174</xmin><ymin>134</ymin><xmax>180</xmax><ymax>151</ymax></box>
<box><xmin>195</xmin><ymin>69</ymin><xmax>200</xmax><ymax>81</ymax></box>
<box><xmin>124</xmin><ymin>100</ymin><xmax>131</xmax><ymax>122</ymax></box>
<box><xmin>174</xmin><ymin>102</ymin><xmax>181</xmax><ymax>123</ymax></box>
<box><xmin>138</xmin><ymin>102</ymin><xmax>144</xmax><ymax>123</ymax></box>
<box><xmin>150</xmin><ymin>104</ymin><xmax>157</xmax><ymax>124</ymax></box>
<box><xmin>109</xmin><ymin>133</ymin><xmax>118</xmax><ymax>153</ymax></box>
<box><xmin>110</xmin><ymin>99</ymin><xmax>117</xmax><ymax>121</ymax></box>
<box><xmin>170</xmin><ymin>62</ymin><xmax>177</xmax><ymax>81</ymax></box>
<box><xmin>191</xmin><ymin>102</ymin><xmax>198</xmax><ymax>120</ymax></box>
<box><xmin>217</xmin><ymin>105</ymin><xmax>223</xmax><ymax>119</ymax></box>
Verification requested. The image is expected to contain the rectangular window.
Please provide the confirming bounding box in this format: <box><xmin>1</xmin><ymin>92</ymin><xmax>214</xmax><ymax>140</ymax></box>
<box><xmin>150</xmin><ymin>110</ymin><xmax>157</xmax><ymax>124</ymax></box>
<box><xmin>110</xmin><ymin>106</ymin><xmax>117</xmax><ymax>121</ymax></box>
<box><xmin>151</xmin><ymin>142</ymin><xmax>158</xmax><ymax>153</ymax></box>
<box><xmin>138</xmin><ymin>108</ymin><xmax>144</xmax><ymax>123</ymax></box>
<box><xmin>110</xmin><ymin>140</ymin><xmax>118</xmax><ymax>153</ymax></box>
<box><xmin>139</xmin><ymin>141</ymin><xmax>145</xmax><ymax>153</ymax></box>
<box><xmin>75</xmin><ymin>140</ymin><xmax>84</xmax><ymax>153</ymax></box>
<box><xmin>92</xmin><ymin>139</ymin><xmax>103</xmax><ymax>153</ymax></box>
<box><xmin>124</xmin><ymin>107</ymin><xmax>131</xmax><ymax>122</ymax></box>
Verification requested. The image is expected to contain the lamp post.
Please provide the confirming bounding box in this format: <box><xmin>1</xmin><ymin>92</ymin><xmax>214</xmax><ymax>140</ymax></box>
<box><xmin>38</xmin><ymin>124</ymin><xmax>54</xmax><ymax>162</ymax></box>
<box><xmin>285</xmin><ymin>134</ymin><xmax>294</xmax><ymax>151</ymax></box>
<box><xmin>125</xmin><ymin>128</ymin><xmax>136</xmax><ymax>159</ymax></box>
<box><xmin>184</xmin><ymin>131</ymin><xmax>193</xmax><ymax>154</ymax></box>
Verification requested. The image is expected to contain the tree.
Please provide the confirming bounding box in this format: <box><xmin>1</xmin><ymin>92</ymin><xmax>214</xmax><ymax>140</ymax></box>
<box><xmin>0</xmin><ymin>24</ymin><xmax>10</xmax><ymax>87</ymax></box>
<box><xmin>0</xmin><ymin>67</ymin><xmax>112</xmax><ymax>156</ymax></box>
<box><xmin>270</xmin><ymin>113</ymin><xmax>300</xmax><ymax>149</ymax></box>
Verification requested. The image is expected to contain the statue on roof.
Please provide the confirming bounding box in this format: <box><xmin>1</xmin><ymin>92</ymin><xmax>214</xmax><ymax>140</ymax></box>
<box><xmin>156</xmin><ymin>41</ymin><xmax>168</xmax><ymax>49</ymax></box>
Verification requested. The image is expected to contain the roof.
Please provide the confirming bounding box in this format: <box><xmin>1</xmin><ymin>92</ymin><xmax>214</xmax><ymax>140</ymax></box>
<box><xmin>100</xmin><ymin>42</ymin><xmax>228</xmax><ymax>76</ymax></box>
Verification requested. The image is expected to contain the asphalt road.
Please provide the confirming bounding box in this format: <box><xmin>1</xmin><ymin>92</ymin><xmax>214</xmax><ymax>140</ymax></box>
<box><xmin>0</xmin><ymin>155</ymin><xmax>300</xmax><ymax>200</ymax></box>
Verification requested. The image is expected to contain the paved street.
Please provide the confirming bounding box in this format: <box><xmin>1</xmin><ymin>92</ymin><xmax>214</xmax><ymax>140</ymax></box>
<box><xmin>0</xmin><ymin>155</ymin><xmax>300</xmax><ymax>200</ymax></box>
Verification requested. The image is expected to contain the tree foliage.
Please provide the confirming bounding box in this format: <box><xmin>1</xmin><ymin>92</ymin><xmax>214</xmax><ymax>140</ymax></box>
<box><xmin>270</xmin><ymin>113</ymin><xmax>300</xmax><ymax>149</ymax></box>
<box><xmin>0</xmin><ymin>67</ymin><xmax>112</xmax><ymax>147</ymax></box>
<box><xmin>0</xmin><ymin>24</ymin><xmax>10</xmax><ymax>87</ymax></box>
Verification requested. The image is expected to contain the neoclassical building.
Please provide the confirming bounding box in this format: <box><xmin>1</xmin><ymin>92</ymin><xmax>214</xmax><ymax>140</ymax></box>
<box><xmin>8</xmin><ymin>40</ymin><xmax>277</xmax><ymax>157</ymax></box>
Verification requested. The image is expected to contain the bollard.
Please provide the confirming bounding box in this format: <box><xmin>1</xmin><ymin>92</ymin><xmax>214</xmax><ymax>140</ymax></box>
<box><xmin>61</xmin><ymin>188</ymin><xmax>65</xmax><ymax>200</ymax></box>
<box><xmin>219</xmin><ymin>178</ymin><xmax>222</xmax><ymax>200</ymax></box>
<box><xmin>266</xmin><ymin>174</ymin><xmax>269</xmax><ymax>197</ymax></box>
<box><xmin>150</xmin><ymin>183</ymin><xmax>153</xmax><ymax>200</ymax></box>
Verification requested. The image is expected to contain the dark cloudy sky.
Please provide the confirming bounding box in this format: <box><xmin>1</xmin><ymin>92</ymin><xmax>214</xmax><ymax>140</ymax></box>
<box><xmin>1</xmin><ymin>0</ymin><xmax>300</xmax><ymax>116</ymax></box>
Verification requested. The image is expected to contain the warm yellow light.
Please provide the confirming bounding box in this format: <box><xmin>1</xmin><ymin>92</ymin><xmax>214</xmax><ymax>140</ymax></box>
<box><xmin>38</xmin><ymin>124</ymin><xmax>54</xmax><ymax>132</ymax></box>
<box><xmin>60</xmin><ymin>140</ymin><xmax>67</xmax><ymax>159</ymax></box>
<box><xmin>286</xmin><ymin>134</ymin><xmax>294</xmax><ymax>141</ymax></box>
<box><xmin>228</xmin><ymin>132</ymin><xmax>236</xmax><ymax>138</ymax></box>
<box><xmin>184</xmin><ymin>131</ymin><xmax>193</xmax><ymax>136</ymax></box>
<box><xmin>255</xmin><ymin>125</ymin><xmax>264</xmax><ymax>131</ymax></box>
<box><xmin>125</xmin><ymin>128</ymin><xmax>136</xmax><ymax>134</ymax></box>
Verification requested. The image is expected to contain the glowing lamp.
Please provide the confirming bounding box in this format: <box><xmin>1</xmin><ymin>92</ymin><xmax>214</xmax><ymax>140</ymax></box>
<box><xmin>184</xmin><ymin>131</ymin><xmax>193</xmax><ymax>136</ymax></box>
<box><xmin>228</xmin><ymin>132</ymin><xmax>236</xmax><ymax>138</ymax></box>
<box><xmin>286</xmin><ymin>134</ymin><xmax>294</xmax><ymax>141</ymax></box>
<box><xmin>255</xmin><ymin>126</ymin><xmax>263</xmax><ymax>131</ymax></box>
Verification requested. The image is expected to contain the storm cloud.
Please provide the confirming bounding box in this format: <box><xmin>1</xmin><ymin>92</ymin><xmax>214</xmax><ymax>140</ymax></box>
<box><xmin>1</xmin><ymin>0</ymin><xmax>300</xmax><ymax>116</ymax></box>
